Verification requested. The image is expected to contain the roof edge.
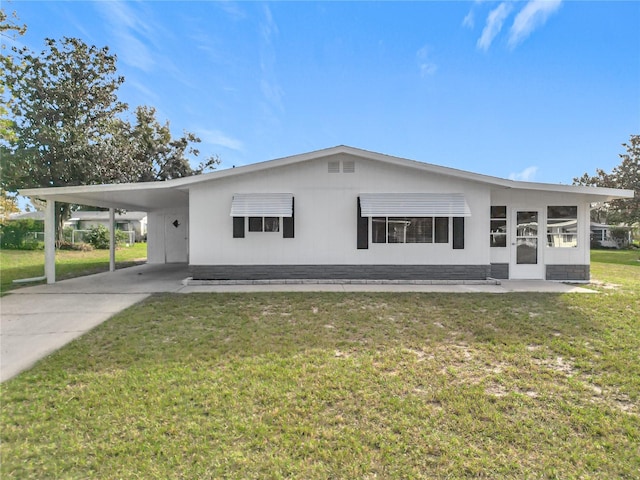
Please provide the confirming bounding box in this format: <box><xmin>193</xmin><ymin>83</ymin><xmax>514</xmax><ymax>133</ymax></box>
<box><xmin>18</xmin><ymin>145</ymin><xmax>636</xmax><ymax>201</ymax></box>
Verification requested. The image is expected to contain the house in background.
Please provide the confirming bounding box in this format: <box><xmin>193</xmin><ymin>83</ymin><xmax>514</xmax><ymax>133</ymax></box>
<box><xmin>66</xmin><ymin>211</ymin><xmax>147</xmax><ymax>242</ymax></box>
<box><xmin>9</xmin><ymin>210</ymin><xmax>147</xmax><ymax>242</ymax></box>
<box><xmin>20</xmin><ymin>146</ymin><xmax>634</xmax><ymax>283</ymax></box>
<box><xmin>590</xmin><ymin>223</ymin><xmax>633</xmax><ymax>249</ymax></box>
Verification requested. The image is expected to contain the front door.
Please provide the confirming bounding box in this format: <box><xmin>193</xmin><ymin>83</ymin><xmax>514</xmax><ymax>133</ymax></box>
<box><xmin>510</xmin><ymin>210</ymin><xmax>544</xmax><ymax>279</ymax></box>
<box><xmin>164</xmin><ymin>212</ymin><xmax>189</xmax><ymax>263</ymax></box>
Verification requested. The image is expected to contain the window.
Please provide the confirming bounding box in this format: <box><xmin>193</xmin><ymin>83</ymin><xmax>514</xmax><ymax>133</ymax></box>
<box><xmin>516</xmin><ymin>211</ymin><xmax>538</xmax><ymax>264</ymax></box>
<box><xmin>547</xmin><ymin>206</ymin><xmax>577</xmax><ymax>248</ymax></box>
<box><xmin>231</xmin><ymin>193</ymin><xmax>294</xmax><ymax>239</ymax></box>
<box><xmin>372</xmin><ymin>217</ymin><xmax>449</xmax><ymax>244</ymax></box>
<box><xmin>248</xmin><ymin>216</ymin><xmax>279</xmax><ymax>232</ymax></box>
<box><xmin>435</xmin><ymin>217</ymin><xmax>449</xmax><ymax>243</ymax></box>
<box><xmin>490</xmin><ymin>206</ymin><xmax>507</xmax><ymax>247</ymax></box>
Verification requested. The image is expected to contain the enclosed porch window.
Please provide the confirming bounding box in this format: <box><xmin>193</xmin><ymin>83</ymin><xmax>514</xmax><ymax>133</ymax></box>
<box><xmin>547</xmin><ymin>206</ymin><xmax>577</xmax><ymax>248</ymax></box>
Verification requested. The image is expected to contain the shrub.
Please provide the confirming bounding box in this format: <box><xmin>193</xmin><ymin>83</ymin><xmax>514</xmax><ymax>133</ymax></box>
<box><xmin>86</xmin><ymin>225</ymin><xmax>110</xmax><ymax>249</ymax></box>
<box><xmin>0</xmin><ymin>219</ymin><xmax>43</xmax><ymax>250</ymax></box>
<box><xmin>609</xmin><ymin>227</ymin><xmax>630</xmax><ymax>245</ymax></box>
<box><xmin>86</xmin><ymin>225</ymin><xmax>128</xmax><ymax>249</ymax></box>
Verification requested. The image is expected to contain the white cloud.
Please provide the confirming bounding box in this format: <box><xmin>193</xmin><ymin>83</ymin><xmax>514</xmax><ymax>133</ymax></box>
<box><xmin>118</xmin><ymin>32</ymin><xmax>155</xmax><ymax>72</ymax></box>
<box><xmin>215</xmin><ymin>1</ymin><xmax>246</xmax><ymax>20</ymax></box>
<box><xmin>128</xmin><ymin>80</ymin><xmax>159</xmax><ymax>104</ymax></box>
<box><xmin>257</xmin><ymin>3</ymin><xmax>284</xmax><ymax>134</ymax></box>
<box><xmin>258</xmin><ymin>5</ymin><xmax>282</xmax><ymax>105</ymax></box>
<box><xmin>198</xmin><ymin>129</ymin><xmax>244</xmax><ymax>152</ymax></box>
<box><xmin>508</xmin><ymin>0</ymin><xmax>562</xmax><ymax>48</ymax></box>
<box><xmin>477</xmin><ymin>2</ymin><xmax>513</xmax><ymax>51</ymax></box>
<box><xmin>94</xmin><ymin>1</ymin><xmax>168</xmax><ymax>72</ymax></box>
<box><xmin>416</xmin><ymin>45</ymin><xmax>438</xmax><ymax>77</ymax></box>
<box><xmin>509</xmin><ymin>166</ymin><xmax>538</xmax><ymax>182</ymax></box>
<box><xmin>462</xmin><ymin>11</ymin><xmax>475</xmax><ymax>29</ymax></box>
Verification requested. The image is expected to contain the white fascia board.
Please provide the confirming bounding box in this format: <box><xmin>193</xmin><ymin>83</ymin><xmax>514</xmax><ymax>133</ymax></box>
<box><xmin>19</xmin><ymin>182</ymin><xmax>188</xmax><ymax>211</ymax></box>
<box><xmin>498</xmin><ymin>181</ymin><xmax>635</xmax><ymax>200</ymax></box>
<box><xmin>19</xmin><ymin>180</ymin><xmax>176</xmax><ymax>197</ymax></box>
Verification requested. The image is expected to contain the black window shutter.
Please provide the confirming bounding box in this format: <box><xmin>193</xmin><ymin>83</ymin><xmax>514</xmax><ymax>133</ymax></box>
<box><xmin>357</xmin><ymin>197</ymin><xmax>368</xmax><ymax>249</ymax></box>
<box><xmin>453</xmin><ymin>217</ymin><xmax>465</xmax><ymax>249</ymax></box>
<box><xmin>233</xmin><ymin>217</ymin><xmax>245</xmax><ymax>238</ymax></box>
<box><xmin>283</xmin><ymin>197</ymin><xmax>295</xmax><ymax>238</ymax></box>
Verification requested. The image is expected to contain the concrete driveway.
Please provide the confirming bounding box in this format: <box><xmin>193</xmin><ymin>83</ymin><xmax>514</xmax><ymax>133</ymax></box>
<box><xmin>1</xmin><ymin>264</ymin><xmax>189</xmax><ymax>382</ymax></box>
<box><xmin>1</xmin><ymin>263</ymin><xmax>596</xmax><ymax>382</ymax></box>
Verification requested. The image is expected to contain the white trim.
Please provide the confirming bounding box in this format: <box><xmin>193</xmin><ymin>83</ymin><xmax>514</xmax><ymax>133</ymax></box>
<box><xmin>109</xmin><ymin>208</ymin><xmax>116</xmax><ymax>272</ymax></box>
<box><xmin>44</xmin><ymin>200</ymin><xmax>56</xmax><ymax>284</ymax></box>
<box><xmin>360</xmin><ymin>193</ymin><xmax>471</xmax><ymax>217</ymax></box>
<box><xmin>230</xmin><ymin>193</ymin><xmax>293</xmax><ymax>217</ymax></box>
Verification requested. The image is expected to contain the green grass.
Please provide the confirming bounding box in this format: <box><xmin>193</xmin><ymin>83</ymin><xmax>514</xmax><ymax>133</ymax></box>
<box><xmin>0</xmin><ymin>243</ymin><xmax>147</xmax><ymax>294</ymax></box>
<box><xmin>591</xmin><ymin>248</ymin><xmax>640</xmax><ymax>266</ymax></box>
<box><xmin>1</xmin><ymin>251</ymin><xmax>639</xmax><ymax>478</ymax></box>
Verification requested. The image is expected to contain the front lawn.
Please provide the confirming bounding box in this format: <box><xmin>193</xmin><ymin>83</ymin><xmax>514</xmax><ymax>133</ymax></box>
<box><xmin>591</xmin><ymin>248</ymin><xmax>640</xmax><ymax>266</ymax></box>
<box><xmin>1</xmin><ymin>252</ymin><xmax>638</xmax><ymax>478</ymax></box>
<box><xmin>0</xmin><ymin>243</ymin><xmax>147</xmax><ymax>294</ymax></box>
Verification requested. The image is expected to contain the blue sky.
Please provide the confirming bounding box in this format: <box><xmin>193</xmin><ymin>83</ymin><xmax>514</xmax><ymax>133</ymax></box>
<box><xmin>7</xmin><ymin>0</ymin><xmax>640</xmax><ymax>185</ymax></box>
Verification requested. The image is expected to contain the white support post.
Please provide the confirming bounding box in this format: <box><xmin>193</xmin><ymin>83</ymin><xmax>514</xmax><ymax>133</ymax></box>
<box><xmin>44</xmin><ymin>199</ymin><xmax>56</xmax><ymax>284</ymax></box>
<box><xmin>109</xmin><ymin>208</ymin><xmax>116</xmax><ymax>272</ymax></box>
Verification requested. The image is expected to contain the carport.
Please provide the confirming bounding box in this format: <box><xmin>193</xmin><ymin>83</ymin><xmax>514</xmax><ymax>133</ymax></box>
<box><xmin>20</xmin><ymin>179</ymin><xmax>192</xmax><ymax>283</ymax></box>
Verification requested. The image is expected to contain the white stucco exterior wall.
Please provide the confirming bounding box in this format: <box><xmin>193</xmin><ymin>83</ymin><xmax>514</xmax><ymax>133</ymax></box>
<box><xmin>189</xmin><ymin>154</ymin><xmax>490</xmax><ymax>267</ymax></box>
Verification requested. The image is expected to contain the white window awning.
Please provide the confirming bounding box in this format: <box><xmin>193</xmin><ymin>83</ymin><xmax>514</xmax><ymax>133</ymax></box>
<box><xmin>230</xmin><ymin>193</ymin><xmax>293</xmax><ymax>217</ymax></box>
<box><xmin>359</xmin><ymin>193</ymin><xmax>471</xmax><ymax>217</ymax></box>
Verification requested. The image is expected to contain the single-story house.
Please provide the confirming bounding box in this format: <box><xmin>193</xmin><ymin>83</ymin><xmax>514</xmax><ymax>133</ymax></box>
<box><xmin>9</xmin><ymin>210</ymin><xmax>148</xmax><ymax>242</ymax></box>
<box><xmin>66</xmin><ymin>211</ymin><xmax>147</xmax><ymax>242</ymax></box>
<box><xmin>590</xmin><ymin>223</ymin><xmax>633</xmax><ymax>249</ymax></box>
<box><xmin>20</xmin><ymin>146</ymin><xmax>634</xmax><ymax>283</ymax></box>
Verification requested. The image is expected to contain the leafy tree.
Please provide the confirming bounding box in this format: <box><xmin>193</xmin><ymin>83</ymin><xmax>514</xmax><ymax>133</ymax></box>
<box><xmin>574</xmin><ymin>135</ymin><xmax>640</xmax><ymax>226</ymax></box>
<box><xmin>0</xmin><ymin>9</ymin><xmax>26</xmax><ymax>39</ymax></box>
<box><xmin>1</xmin><ymin>31</ymin><xmax>218</xmax><ymax>243</ymax></box>
<box><xmin>0</xmin><ymin>9</ymin><xmax>26</xmax><ymax>152</ymax></box>
<box><xmin>0</xmin><ymin>188</ymin><xmax>19</xmax><ymax>224</ymax></box>
<box><xmin>126</xmin><ymin>105</ymin><xmax>219</xmax><ymax>182</ymax></box>
<box><xmin>1</xmin><ymin>36</ymin><xmax>129</xmax><ymax>240</ymax></box>
<box><xmin>1</xmin><ymin>10</ymin><xmax>26</xmax><ymax>222</ymax></box>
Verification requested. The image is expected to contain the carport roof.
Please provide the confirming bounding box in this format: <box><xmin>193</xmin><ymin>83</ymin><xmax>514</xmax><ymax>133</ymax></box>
<box><xmin>19</xmin><ymin>181</ymin><xmax>190</xmax><ymax>211</ymax></box>
<box><xmin>19</xmin><ymin>145</ymin><xmax>634</xmax><ymax>210</ymax></box>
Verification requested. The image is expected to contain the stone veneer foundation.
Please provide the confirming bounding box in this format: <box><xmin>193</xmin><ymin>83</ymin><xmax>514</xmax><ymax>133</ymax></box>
<box><xmin>546</xmin><ymin>264</ymin><xmax>590</xmax><ymax>281</ymax></box>
<box><xmin>190</xmin><ymin>264</ymin><xmax>491</xmax><ymax>281</ymax></box>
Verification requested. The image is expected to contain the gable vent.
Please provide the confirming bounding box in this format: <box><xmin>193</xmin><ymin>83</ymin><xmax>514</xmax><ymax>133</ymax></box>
<box><xmin>343</xmin><ymin>160</ymin><xmax>355</xmax><ymax>173</ymax></box>
<box><xmin>328</xmin><ymin>161</ymin><xmax>340</xmax><ymax>173</ymax></box>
